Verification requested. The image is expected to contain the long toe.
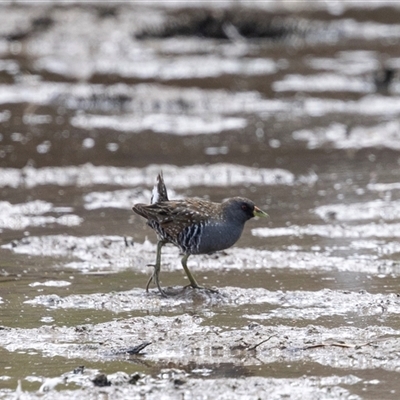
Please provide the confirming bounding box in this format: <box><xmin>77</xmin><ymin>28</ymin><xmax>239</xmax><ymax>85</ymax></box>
<box><xmin>145</xmin><ymin>273</ymin><xmax>154</xmax><ymax>292</ymax></box>
<box><xmin>146</xmin><ymin>273</ymin><xmax>169</xmax><ymax>297</ymax></box>
<box><xmin>155</xmin><ymin>273</ymin><xmax>168</xmax><ymax>297</ymax></box>
<box><xmin>157</xmin><ymin>286</ymin><xmax>169</xmax><ymax>297</ymax></box>
<box><xmin>183</xmin><ymin>284</ymin><xmax>219</xmax><ymax>294</ymax></box>
<box><xmin>153</xmin><ymin>271</ymin><xmax>169</xmax><ymax>297</ymax></box>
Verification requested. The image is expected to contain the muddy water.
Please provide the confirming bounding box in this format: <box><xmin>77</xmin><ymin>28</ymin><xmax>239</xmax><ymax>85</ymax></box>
<box><xmin>1</xmin><ymin>2</ymin><xmax>400</xmax><ymax>399</ymax></box>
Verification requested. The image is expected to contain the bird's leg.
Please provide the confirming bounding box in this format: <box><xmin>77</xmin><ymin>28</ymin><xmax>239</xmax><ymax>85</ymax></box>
<box><xmin>181</xmin><ymin>254</ymin><xmax>218</xmax><ymax>294</ymax></box>
<box><xmin>146</xmin><ymin>240</ymin><xmax>168</xmax><ymax>297</ymax></box>
<box><xmin>181</xmin><ymin>254</ymin><xmax>203</xmax><ymax>289</ymax></box>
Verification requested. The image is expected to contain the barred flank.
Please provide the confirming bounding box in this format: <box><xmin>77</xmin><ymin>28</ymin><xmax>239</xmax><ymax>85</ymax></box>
<box><xmin>178</xmin><ymin>222</ymin><xmax>204</xmax><ymax>253</ymax></box>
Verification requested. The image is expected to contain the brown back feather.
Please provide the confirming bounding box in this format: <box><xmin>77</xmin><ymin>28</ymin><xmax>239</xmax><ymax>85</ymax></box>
<box><xmin>133</xmin><ymin>199</ymin><xmax>221</xmax><ymax>240</ymax></box>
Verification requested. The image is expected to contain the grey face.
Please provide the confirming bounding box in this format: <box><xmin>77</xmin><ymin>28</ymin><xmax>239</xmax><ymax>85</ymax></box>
<box><xmin>223</xmin><ymin>198</ymin><xmax>256</xmax><ymax>223</ymax></box>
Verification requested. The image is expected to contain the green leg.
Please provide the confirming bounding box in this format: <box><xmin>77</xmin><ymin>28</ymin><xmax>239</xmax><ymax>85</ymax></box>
<box><xmin>181</xmin><ymin>254</ymin><xmax>203</xmax><ymax>289</ymax></box>
<box><xmin>181</xmin><ymin>254</ymin><xmax>218</xmax><ymax>293</ymax></box>
<box><xmin>146</xmin><ymin>240</ymin><xmax>168</xmax><ymax>297</ymax></box>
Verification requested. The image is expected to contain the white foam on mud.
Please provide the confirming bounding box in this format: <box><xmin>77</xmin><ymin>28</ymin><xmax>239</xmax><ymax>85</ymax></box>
<box><xmin>0</xmin><ymin>200</ymin><xmax>82</xmax><ymax>230</ymax></box>
<box><xmin>83</xmin><ymin>188</ymin><xmax>149</xmax><ymax>210</ymax></box>
<box><xmin>3</xmin><ymin>235</ymin><xmax>399</xmax><ymax>276</ymax></box>
<box><xmin>0</xmin><ymin>200</ymin><xmax>54</xmax><ymax>215</ymax></box>
<box><xmin>243</xmin><ymin>288</ymin><xmax>400</xmax><ymax>320</ymax></box>
<box><xmin>0</xmin><ymin>82</ymin><xmax>290</xmax><ymax>117</ymax></box>
<box><xmin>83</xmin><ymin>188</ymin><xmax>180</xmax><ymax>210</ymax></box>
<box><xmin>306</xmin><ymin>51</ymin><xmax>380</xmax><ymax>75</ymax></box>
<box><xmin>2</xmin><ymin>235</ymin><xmax>141</xmax><ymax>272</ymax></box>
<box><xmin>0</xmin><ymin>163</ymin><xmax>295</xmax><ymax>189</ymax></box>
<box><xmin>71</xmin><ymin>113</ymin><xmax>247</xmax><ymax>135</ymax></box>
<box><xmin>25</xmin><ymin>287</ymin><xmax>400</xmax><ymax>320</ymax></box>
<box><xmin>29</xmin><ymin>281</ymin><xmax>71</xmax><ymax>287</ymax></box>
<box><xmin>305</xmin><ymin>96</ymin><xmax>400</xmax><ymax>117</ymax></box>
<box><xmin>2</xmin><ymin>80</ymin><xmax>400</xmax><ymax>127</ymax></box>
<box><xmin>368</xmin><ymin>182</ymin><xmax>400</xmax><ymax>192</ymax></box>
<box><xmin>97</xmin><ymin>56</ymin><xmax>277</xmax><ymax>80</ymax></box>
<box><xmin>0</xmin><ymin>215</ymin><xmax>82</xmax><ymax>230</ymax></box>
<box><xmin>349</xmin><ymin>240</ymin><xmax>400</xmax><ymax>258</ymax></box>
<box><xmin>314</xmin><ymin>200</ymin><xmax>400</xmax><ymax>222</ymax></box>
<box><xmin>0</xmin><ymin>310</ymin><xmax>399</xmax><ymax>376</ymax></box>
<box><xmin>252</xmin><ymin>222</ymin><xmax>400</xmax><ymax>239</ymax></box>
<box><xmin>0</xmin><ymin>364</ymin><xmax>362</xmax><ymax>400</ymax></box>
<box><xmin>274</xmin><ymin>73</ymin><xmax>374</xmax><ymax>93</ymax></box>
<box><xmin>338</xmin><ymin>18</ymin><xmax>400</xmax><ymax>41</ymax></box>
<box><xmin>292</xmin><ymin>121</ymin><xmax>400</xmax><ymax>149</ymax></box>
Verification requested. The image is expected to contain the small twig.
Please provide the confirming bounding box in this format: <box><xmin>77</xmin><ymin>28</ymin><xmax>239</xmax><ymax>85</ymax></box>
<box><xmin>113</xmin><ymin>341</ymin><xmax>152</xmax><ymax>356</ymax></box>
<box><xmin>247</xmin><ymin>335</ymin><xmax>277</xmax><ymax>351</ymax></box>
<box><xmin>126</xmin><ymin>341</ymin><xmax>152</xmax><ymax>355</ymax></box>
<box><xmin>302</xmin><ymin>341</ymin><xmax>372</xmax><ymax>350</ymax></box>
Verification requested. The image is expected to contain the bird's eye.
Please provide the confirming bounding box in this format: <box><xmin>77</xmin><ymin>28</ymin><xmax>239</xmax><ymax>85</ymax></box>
<box><xmin>241</xmin><ymin>204</ymin><xmax>248</xmax><ymax>211</ymax></box>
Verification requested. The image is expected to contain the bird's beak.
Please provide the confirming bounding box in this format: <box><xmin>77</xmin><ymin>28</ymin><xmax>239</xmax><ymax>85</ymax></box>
<box><xmin>253</xmin><ymin>206</ymin><xmax>269</xmax><ymax>219</ymax></box>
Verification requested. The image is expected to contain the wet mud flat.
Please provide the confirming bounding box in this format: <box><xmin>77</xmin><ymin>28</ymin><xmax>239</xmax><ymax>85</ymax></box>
<box><xmin>2</xmin><ymin>234</ymin><xmax>400</xmax><ymax>399</ymax></box>
<box><xmin>1</xmin><ymin>293</ymin><xmax>400</xmax><ymax>400</ymax></box>
<box><xmin>1</xmin><ymin>1</ymin><xmax>400</xmax><ymax>399</ymax></box>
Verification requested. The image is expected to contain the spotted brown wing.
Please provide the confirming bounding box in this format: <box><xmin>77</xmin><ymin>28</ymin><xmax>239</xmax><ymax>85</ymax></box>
<box><xmin>133</xmin><ymin>199</ymin><xmax>219</xmax><ymax>240</ymax></box>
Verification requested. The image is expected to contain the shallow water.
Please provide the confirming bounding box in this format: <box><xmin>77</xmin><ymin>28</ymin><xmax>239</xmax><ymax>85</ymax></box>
<box><xmin>1</xmin><ymin>2</ymin><xmax>400</xmax><ymax>399</ymax></box>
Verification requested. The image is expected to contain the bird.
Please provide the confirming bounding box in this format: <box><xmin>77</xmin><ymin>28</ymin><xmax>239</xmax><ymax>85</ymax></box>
<box><xmin>132</xmin><ymin>173</ymin><xmax>269</xmax><ymax>296</ymax></box>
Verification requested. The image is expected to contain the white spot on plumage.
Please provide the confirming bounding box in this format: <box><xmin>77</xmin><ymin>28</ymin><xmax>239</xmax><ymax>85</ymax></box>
<box><xmin>151</xmin><ymin>184</ymin><xmax>160</xmax><ymax>204</ymax></box>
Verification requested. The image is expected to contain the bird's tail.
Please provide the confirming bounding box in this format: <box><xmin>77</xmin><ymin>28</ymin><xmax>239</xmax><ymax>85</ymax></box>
<box><xmin>151</xmin><ymin>172</ymin><xmax>169</xmax><ymax>204</ymax></box>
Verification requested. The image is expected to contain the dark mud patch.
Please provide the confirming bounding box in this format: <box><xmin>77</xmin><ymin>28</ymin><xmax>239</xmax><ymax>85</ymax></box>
<box><xmin>134</xmin><ymin>6</ymin><xmax>400</xmax><ymax>47</ymax></box>
<box><xmin>135</xmin><ymin>9</ymin><xmax>312</xmax><ymax>41</ymax></box>
<box><xmin>0</xmin><ymin>200</ymin><xmax>82</xmax><ymax>232</ymax></box>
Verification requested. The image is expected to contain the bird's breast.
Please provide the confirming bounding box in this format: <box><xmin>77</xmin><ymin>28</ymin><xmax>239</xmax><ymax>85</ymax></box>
<box><xmin>192</xmin><ymin>221</ymin><xmax>244</xmax><ymax>254</ymax></box>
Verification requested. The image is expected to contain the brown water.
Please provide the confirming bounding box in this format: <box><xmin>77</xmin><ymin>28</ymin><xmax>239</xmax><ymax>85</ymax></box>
<box><xmin>1</xmin><ymin>2</ymin><xmax>400</xmax><ymax>399</ymax></box>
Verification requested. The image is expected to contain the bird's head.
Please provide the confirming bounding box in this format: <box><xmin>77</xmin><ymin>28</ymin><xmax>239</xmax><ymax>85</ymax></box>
<box><xmin>223</xmin><ymin>197</ymin><xmax>269</xmax><ymax>224</ymax></box>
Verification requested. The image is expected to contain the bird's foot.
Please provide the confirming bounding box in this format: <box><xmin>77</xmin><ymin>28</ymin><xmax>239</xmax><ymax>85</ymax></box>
<box><xmin>182</xmin><ymin>284</ymin><xmax>219</xmax><ymax>294</ymax></box>
<box><xmin>145</xmin><ymin>263</ymin><xmax>168</xmax><ymax>297</ymax></box>
<box><xmin>145</xmin><ymin>263</ymin><xmax>156</xmax><ymax>292</ymax></box>
<box><xmin>155</xmin><ymin>287</ymin><xmax>169</xmax><ymax>298</ymax></box>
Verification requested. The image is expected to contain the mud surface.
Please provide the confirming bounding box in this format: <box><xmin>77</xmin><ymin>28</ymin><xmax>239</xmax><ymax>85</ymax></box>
<box><xmin>1</xmin><ymin>1</ymin><xmax>400</xmax><ymax>399</ymax></box>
